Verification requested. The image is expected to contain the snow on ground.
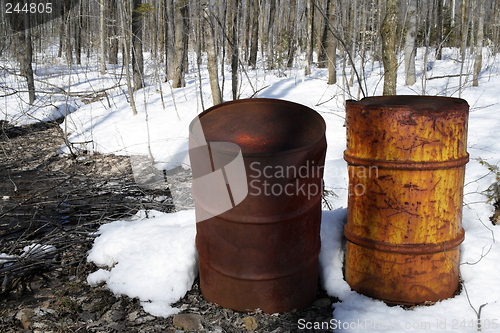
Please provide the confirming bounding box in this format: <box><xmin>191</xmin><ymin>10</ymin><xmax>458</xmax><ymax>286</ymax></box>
<box><xmin>86</xmin><ymin>210</ymin><xmax>197</xmax><ymax>317</ymax></box>
<box><xmin>3</xmin><ymin>47</ymin><xmax>500</xmax><ymax>330</ymax></box>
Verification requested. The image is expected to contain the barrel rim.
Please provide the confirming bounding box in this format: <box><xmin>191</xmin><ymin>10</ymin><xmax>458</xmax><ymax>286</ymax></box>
<box><xmin>346</xmin><ymin>95</ymin><xmax>469</xmax><ymax>111</ymax></box>
<box><xmin>189</xmin><ymin>98</ymin><xmax>327</xmax><ymax>157</ymax></box>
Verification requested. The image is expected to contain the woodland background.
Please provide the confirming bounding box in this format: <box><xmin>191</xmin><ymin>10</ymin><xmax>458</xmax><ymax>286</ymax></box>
<box><xmin>1</xmin><ymin>0</ymin><xmax>499</xmax><ymax>112</ymax></box>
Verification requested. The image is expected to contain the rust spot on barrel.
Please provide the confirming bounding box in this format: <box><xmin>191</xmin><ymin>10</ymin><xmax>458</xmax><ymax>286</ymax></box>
<box><xmin>344</xmin><ymin>95</ymin><xmax>469</xmax><ymax>305</ymax></box>
<box><xmin>189</xmin><ymin>98</ymin><xmax>327</xmax><ymax>313</ymax></box>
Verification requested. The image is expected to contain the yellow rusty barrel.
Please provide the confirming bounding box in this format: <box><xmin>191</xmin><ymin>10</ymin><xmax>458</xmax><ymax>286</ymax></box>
<box><xmin>343</xmin><ymin>95</ymin><xmax>469</xmax><ymax>305</ymax></box>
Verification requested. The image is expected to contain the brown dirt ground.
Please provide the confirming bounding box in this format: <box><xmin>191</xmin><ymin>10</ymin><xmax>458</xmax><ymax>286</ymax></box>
<box><xmin>0</xmin><ymin>121</ymin><xmax>339</xmax><ymax>333</ymax></box>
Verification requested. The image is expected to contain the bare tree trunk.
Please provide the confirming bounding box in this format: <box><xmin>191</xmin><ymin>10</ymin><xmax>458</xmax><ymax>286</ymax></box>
<box><xmin>15</xmin><ymin>11</ymin><xmax>36</xmax><ymax>105</ymax></box>
<box><xmin>348</xmin><ymin>0</ymin><xmax>357</xmax><ymax>85</ymax></box>
<box><xmin>436</xmin><ymin>0</ymin><xmax>443</xmax><ymax>60</ymax></box>
<box><xmin>58</xmin><ymin>12</ymin><xmax>63</xmax><ymax>58</ymax></box>
<box><xmin>165</xmin><ymin>0</ymin><xmax>175</xmax><ymax>80</ymax></box>
<box><xmin>172</xmin><ymin>0</ymin><xmax>189</xmax><ymax>88</ymax></box>
<box><xmin>151</xmin><ymin>1</ymin><xmax>158</xmax><ymax>60</ymax></box>
<box><xmin>119</xmin><ymin>0</ymin><xmax>138</xmax><ymax>115</ymax></box>
<box><xmin>204</xmin><ymin>4</ymin><xmax>223</xmax><ymax>105</ymax></box>
<box><xmin>317</xmin><ymin>0</ymin><xmax>328</xmax><ymax>68</ymax></box>
<box><xmin>404</xmin><ymin>0</ymin><xmax>417</xmax><ymax>86</ymax></box>
<box><xmin>194</xmin><ymin>0</ymin><xmax>204</xmax><ymax>110</ymax></box>
<box><xmin>358</xmin><ymin>0</ymin><xmax>367</xmax><ymax>99</ymax></box>
<box><xmin>286</xmin><ymin>0</ymin><xmax>297</xmax><ymax>67</ymax></box>
<box><xmin>473</xmin><ymin>0</ymin><xmax>484</xmax><ymax>86</ymax></box>
<box><xmin>327</xmin><ymin>0</ymin><xmax>337</xmax><ymax>84</ymax></box>
<box><xmin>227</xmin><ymin>0</ymin><xmax>239</xmax><ymax>99</ymax></box>
<box><xmin>244</xmin><ymin>0</ymin><xmax>251</xmax><ymax>63</ymax></box>
<box><xmin>494</xmin><ymin>0</ymin><xmax>499</xmax><ymax>54</ymax></box>
<box><xmin>132</xmin><ymin>0</ymin><xmax>144</xmax><ymax>91</ymax></box>
<box><xmin>64</xmin><ymin>1</ymin><xmax>73</xmax><ymax>64</ymax></box>
<box><xmin>75</xmin><ymin>0</ymin><xmax>83</xmax><ymax>65</ymax></box>
<box><xmin>100</xmin><ymin>0</ymin><xmax>106</xmax><ymax>74</ymax></box>
<box><xmin>381</xmin><ymin>0</ymin><xmax>398</xmax><ymax>95</ymax></box>
<box><xmin>109</xmin><ymin>0</ymin><xmax>119</xmax><ymax>65</ymax></box>
<box><xmin>460</xmin><ymin>0</ymin><xmax>470</xmax><ymax>56</ymax></box>
<box><xmin>305</xmin><ymin>0</ymin><xmax>314</xmax><ymax>76</ymax></box>
<box><xmin>267</xmin><ymin>0</ymin><xmax>276</xmax><ymax>69</ymax></box>
<box><xmin>248</xmin><ymin>0</ymin><xmax>260</xmax><ymax>68</ymax></box>
<box><xmin>451</xmin><ymin>0</ymin><xmax>456</xmax><ymax>27</ymax></box>
<box><xmin>459</xmin><ymin>0</ymin><xmax>470</xmax><ymax>97</ymax></box>
<box><xmin>421</xmin><ymin>0</ymin><xmax>433</xmax><ymax>94</ymax></box>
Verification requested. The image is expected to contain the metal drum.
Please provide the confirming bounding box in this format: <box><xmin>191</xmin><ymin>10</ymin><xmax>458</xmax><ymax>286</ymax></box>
<box><xmin>189</xmin><ymin>98</ymin><xmax>327</xmax><ymax>313</ymax></box>
<box><xmin>343</xmin><ymin>95</ymin><xmax>469</xmax><ymax>304</ymax></box>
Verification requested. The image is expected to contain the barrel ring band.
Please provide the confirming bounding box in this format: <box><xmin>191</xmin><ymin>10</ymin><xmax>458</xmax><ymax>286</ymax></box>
<box><xmin>343</xmin><ymin>152</ymin><xmax>469</xmax><ymax>170</ymax></box>
<box><xmin>344</xmin><ymin>227</ymin><xmax>465</xmax><ymax>254</ymax></box>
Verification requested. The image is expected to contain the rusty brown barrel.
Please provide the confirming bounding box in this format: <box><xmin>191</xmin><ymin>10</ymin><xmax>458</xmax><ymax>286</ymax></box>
<box><xmin>189</xmin><ymin>98</ymin><xmax>327</xmax><ymax>313</ymax></box>
<box><xmin>343</xmin><ymin>95</ymin><xmax>469</xmax><ymax>305</ymax></box>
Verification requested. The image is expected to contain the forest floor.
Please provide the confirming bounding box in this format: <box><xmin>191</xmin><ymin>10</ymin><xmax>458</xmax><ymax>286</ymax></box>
<box><xmin>0</xmin><ymin>122</ymin><xmax>338</xmax><ymax>333</ymax></box>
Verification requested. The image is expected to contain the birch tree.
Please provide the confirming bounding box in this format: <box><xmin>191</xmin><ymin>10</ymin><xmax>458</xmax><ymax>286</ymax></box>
<box><xmin>381</xmin><ymin>0</ymin><xmax>398</xmax><ymax>95</ymax></box>
<box><xmin>404</xmin><ymin>0</ymin><xmax>417</xmax><ymax>86</ymax></box>
<box><xmin>473</xmin><ymin>0</ymin><xmax>485</xmax><ymax>86</ymax></box>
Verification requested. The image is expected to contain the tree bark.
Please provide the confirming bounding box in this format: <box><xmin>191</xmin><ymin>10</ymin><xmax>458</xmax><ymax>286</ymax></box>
<box><xmin>267</xmin><ymin>0</ymin><xmax>277</xmax><ymax>69</ymax></box>
<box><xmin>404</xmin><ymin>0</ymin><xmax>417</xmax><ymax>86</ymax></box>
<box><xmin>172</xmin><ymin>0</ymin><xmax>189</xmax><ymax>88</ymax></box>
<box><xmin>459</xmin><ymin>0</ymin><xmax>470</xmax><ymax>97</ymax></box>
<box><xmin>64</xmin><ymin>0</ymin><xmax>72</xmax><ymax>64</ymax></box>
<box><xmin>436</xmin><ymin>0</ymin><xmax>443</xmax><ymax>60</ymax></box>
<box><xmin>58</xmin><ymin>8</ymin><xmax>63</xmax><ymax>58</ymax></box>
<box><xmin>286</xmin><ymin>0</ymin><xmax>297</xmax><ymax>67</ymax></box>
<box><xmin>119</xmin><ymin>0</ymin><xmax>138</xmax><ymax>115</ymax></box>
<box><xmin>381</xmin><ymin>0</ymin><xmax>398</xmax><ymax>95</ymax></box>
<box><xmin>8</xmin><ymin>4</ymin><xmax>36</xmax><ymax>104</ymax></box>
<box><xmin>248</xmin><ymin>0</ymin><xmax>260</xmax><ymax>68</ymax></box>
<box><xmin>494</xmin><ymin>0</ymin><xmax>499</xmax><ymax>54</ymax></box>
<box><xmin>100</xmin><ymin>0</ymin><xmax>106</xmax><ymax>74</ymax></box>
<box><xmin>305</xmin><ymin>0</ymin><xmax>314</xmax><ymax>76</ymax></box>
<box><xmin>24</xmin><ymin>12</ymin><xmax>35</xmax><ymax>105</ymax></box>
<box><xmin>327</xmin><ymin>0</ymin><xmax>337</xmax><ymax>84</ymax></box>
<box><xmin>473</xmin><ymin>0</ymin><xmax>484</xmax><ymax>86</ymax></box>
<box><xmin>132</xmin><ymin>0</ymin><xmax>144</xmax><ymax>91</ymax></box>
<box><xmin>75</xmin><ymin>0</ymin><xmax>83</xmax><ymax>65</ymax></box>
<box><xmin>204</xmin><ymin>5</ymin><xmax>223</xmax><ymax>105</ymax></box>
<box><xmin>348</xmin><ymin>0</ymin><xmax>357</xmax><ymax>85</ymax></box>
<box><xmin>460</xmin><ymin>0</ymin><xmax>470</xmax><ymax>55</ymax></box>
<box><xmin>165</xmin><ymin>0</ymin><xmax>175</xmax><ymax>80</ymax></box>
<box><xmin>227</xmin><ymin>0</ymin><xmax>239</xmax><ymax>99</ymax></box>
<box><xmin>317</xmin><ymin>0</ymin><xmax>328</xmax><ymax>68</ymax></box>
<box><xmin>109</xmin><ymin>0</ymin><xmax>119</xmax><ymax>65</ymax></box>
